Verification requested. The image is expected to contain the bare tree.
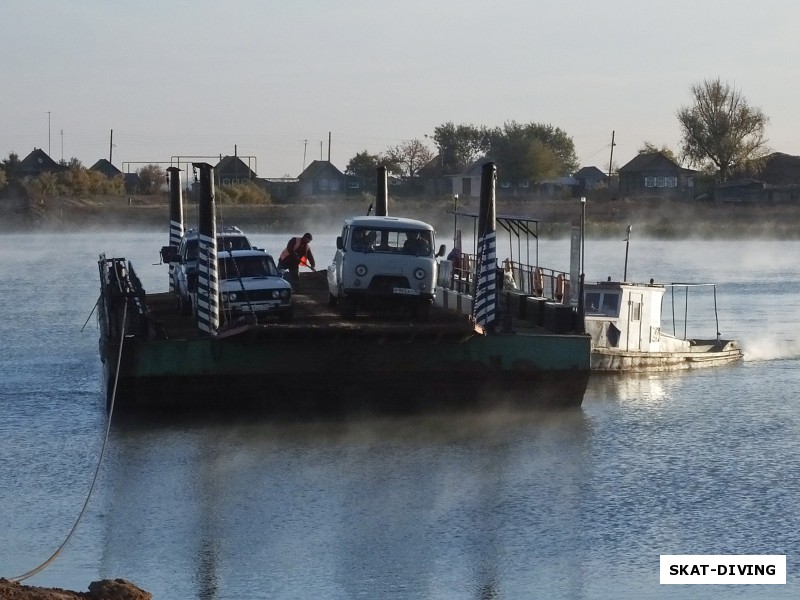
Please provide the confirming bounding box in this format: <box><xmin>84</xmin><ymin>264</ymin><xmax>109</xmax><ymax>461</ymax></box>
<box><xmin>677</xmin><ymin>78</ymin><xmax>769</xmax><ymax>181</ymax></box>
<box><xmin>138</xmin><ymin>164</ymin><xmax>166</xmax><ymax>194</ymax></box>
<box><xmin>384</xmin><ymin>139</ymin><xmax>435</xmax><ymax>178</ymax></box>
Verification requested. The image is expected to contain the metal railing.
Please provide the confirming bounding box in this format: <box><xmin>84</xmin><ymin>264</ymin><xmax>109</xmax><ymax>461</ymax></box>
<box><xmin>442</xmin><ymin>253</ymin><xmax>571</xmax><ymax>304</ymax></box>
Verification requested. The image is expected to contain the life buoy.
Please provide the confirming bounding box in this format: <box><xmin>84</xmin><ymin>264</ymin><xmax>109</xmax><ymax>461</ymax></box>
<box><xmin>533</xmin><ymin>267</ymin><xmax>544</xmax><ymax>296</ymax></box>
<box><xmin>556</xmin><ymin>273</ymin><xmax>566</xmax><ymax>301</ymax></box>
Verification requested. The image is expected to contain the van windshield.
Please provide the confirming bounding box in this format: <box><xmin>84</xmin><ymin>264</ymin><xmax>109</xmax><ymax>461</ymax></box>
<box><xmin>350</xmin><ymin>227</ymin><xmax>433</xmax><ymax>256</ymax></box>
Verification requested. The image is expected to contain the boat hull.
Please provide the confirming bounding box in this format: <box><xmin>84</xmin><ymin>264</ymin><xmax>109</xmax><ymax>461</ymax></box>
<box><xmin>591</xmin><ymin>343</ymin><xmax>743</xmax><ymax>372</ymax></box>
<box><xmin>103</xmin><ymin>329</ymin><xmax>590</xmax><ymax>413</ymax></box>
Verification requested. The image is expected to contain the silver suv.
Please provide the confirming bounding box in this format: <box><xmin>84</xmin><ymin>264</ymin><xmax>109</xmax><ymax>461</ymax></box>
<box><xmin>173</xmin><ymin>226</ymin><xmax>253</xmax><ymax>315</ymax></box>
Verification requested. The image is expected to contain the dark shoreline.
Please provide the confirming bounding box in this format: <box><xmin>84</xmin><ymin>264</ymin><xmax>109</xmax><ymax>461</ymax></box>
<box><xmin>3</xmin><ymin>194</ymin><xmax>800</xmax><ymax>239</ymax></box>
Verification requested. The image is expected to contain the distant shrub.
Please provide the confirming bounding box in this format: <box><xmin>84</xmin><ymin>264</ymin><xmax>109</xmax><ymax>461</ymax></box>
<box><xmin>218</xmin><ymin>181</ymin><xmax>271</xmax><ymax>205</ymax></box>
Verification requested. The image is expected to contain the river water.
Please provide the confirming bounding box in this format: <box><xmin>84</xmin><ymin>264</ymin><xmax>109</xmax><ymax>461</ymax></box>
<box><xmin>1</xmin><ymin>231</ymin><xmax>799</xmax><ymax>599</ymax></box>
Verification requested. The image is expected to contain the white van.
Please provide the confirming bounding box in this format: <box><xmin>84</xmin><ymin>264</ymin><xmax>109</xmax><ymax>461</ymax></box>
<box><xmin>327</xmin><ymin>216</ymin><xmax>445</xmax><ymax>318</ymax></box>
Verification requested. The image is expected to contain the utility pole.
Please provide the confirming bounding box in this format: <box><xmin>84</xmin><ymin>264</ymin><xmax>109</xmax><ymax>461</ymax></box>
<box><xmin>302</xmin><ymin>139</ymin><xmax>308</xmax><ymax>172</ymax></box>
<box><xmin>608</xmin><ymin>130</ymin><xmax>616</xmax><ymax>179</ymax></box>
<box><xmin>327</xmin><ymin>131</ymin><xmax>331</xmax><ymax>161</ymax></box>
<box><xmin>60</xmin><ymin>129</ymin><xmax>64</xmax><ymax>161</ymax></box>
<box><xmin>109</xmin><ymin>129</ymin><xmax>114</xmax><ymax>163</ymax></box>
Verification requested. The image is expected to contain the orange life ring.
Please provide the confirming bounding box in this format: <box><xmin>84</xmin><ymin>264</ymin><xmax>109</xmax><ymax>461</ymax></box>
<box><xmin>556</xmin><ymin>273</ymin><xmax>566</xmax><ymax>301</ymax></box>
<box><xmin>533</xmin><ymin>267</ymin><xmax>544</xmax><ymax>296</ymax></box>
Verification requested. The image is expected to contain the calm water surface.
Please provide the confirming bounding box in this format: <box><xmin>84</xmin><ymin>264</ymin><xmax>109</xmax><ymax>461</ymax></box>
<box><xmin>1</xmin><ymin>231</ymin><xmax>799</xmax><ymax>599</ymax></box>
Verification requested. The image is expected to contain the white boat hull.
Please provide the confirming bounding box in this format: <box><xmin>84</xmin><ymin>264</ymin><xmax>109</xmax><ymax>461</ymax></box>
<box><xmin>592</xmin><ymin>341</ymin><xmax>743</xmax><ymax>372</ymax></box>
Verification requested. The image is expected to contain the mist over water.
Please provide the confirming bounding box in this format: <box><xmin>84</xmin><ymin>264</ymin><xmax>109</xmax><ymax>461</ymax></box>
<box><xmin>1</xmin><ymin>232</ymin><xmax>799</xmax><ymax>599</ymax></box>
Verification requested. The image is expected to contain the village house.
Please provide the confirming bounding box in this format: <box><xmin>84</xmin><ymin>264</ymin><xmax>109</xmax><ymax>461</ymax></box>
<box><xmin>617</xmin><ymin>152</ymin><xmax>696</xmax><ymax>198</ymax></box>
<box><xmin>16</xmin><ymin>148</ymin><xmax>65</xmax><ymax>179</ymax></box>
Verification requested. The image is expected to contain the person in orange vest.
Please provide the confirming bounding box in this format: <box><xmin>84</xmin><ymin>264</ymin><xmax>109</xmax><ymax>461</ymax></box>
<box><xmin>278</xmin><ymin>232</ymin><xmax>316</xmax><ymax>288</ymax></box>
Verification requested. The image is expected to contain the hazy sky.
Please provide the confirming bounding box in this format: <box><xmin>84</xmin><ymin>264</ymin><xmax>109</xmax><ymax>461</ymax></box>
<box><xmin>3</xmin><ymin>0</ymin><xmax>798</xmax><ymax>178</ymax></box>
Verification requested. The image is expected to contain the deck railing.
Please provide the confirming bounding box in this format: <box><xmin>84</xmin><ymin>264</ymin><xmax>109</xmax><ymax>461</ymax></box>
<box><xmin>441</xmin><ymin>253</ymin><xmax>571</xmax><ymax>304</ymax></box>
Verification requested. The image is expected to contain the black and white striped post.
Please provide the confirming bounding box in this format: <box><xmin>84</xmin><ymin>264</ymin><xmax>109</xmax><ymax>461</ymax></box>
<box><xmin>375</xmin><ymin>165</ymin><xmax>389</xmax><ymax>216</ymax></box>
<box><xmin>473</xmin><ymin>161</ymin><xmax>498</xmax><ymax>331</ymax></box>
<box><xmin>193</xmin><ymin>162</ymin><xmax>219</xmax><ymax>336</ymax></box>
<box><xmin>166</xmin><ymin>166</ymin><xmax>184</xmax><ymax>293</ymax></box>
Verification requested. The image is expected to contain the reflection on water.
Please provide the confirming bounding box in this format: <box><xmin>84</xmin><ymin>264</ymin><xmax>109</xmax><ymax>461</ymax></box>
<box><xmin>97</xmin><ymin>410</ymin><xmax>590</xmax><ymax>599</ymax></box>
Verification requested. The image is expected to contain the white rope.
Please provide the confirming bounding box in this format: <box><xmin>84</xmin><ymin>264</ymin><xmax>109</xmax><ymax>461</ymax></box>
<box><xmin>9</xmin><ymin>301</ymin><xmax>127</xmax><ymax>582</ymax></box>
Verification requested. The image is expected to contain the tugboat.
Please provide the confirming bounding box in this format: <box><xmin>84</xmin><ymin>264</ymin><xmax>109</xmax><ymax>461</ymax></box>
<box><xmin>585</xmin><ymin>279</ymin><xmax>743</xmax><ymax>372</ymax></box>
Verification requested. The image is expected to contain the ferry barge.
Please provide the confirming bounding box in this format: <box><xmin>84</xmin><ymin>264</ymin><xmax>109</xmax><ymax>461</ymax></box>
<box><xmin>97</xmin><ymin>163</ymin><xmax>591</xmax><ymax>413</ymax></box>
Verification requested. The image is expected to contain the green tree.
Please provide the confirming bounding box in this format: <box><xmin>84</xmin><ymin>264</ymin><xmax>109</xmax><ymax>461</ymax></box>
<box><xmin>431</xmin><ymin>122</ymin><xmax>489</xmax><ymax>174</ymax></box>
<box><xmin>2</xmin><ymin>152</ymin><xmax>20</xmax><ymax>179</ymax></box>
<box><xmin>345</xmin><ymin>150</ymin><xmax>381</xmax><ymax>179</ymax></box>
<box><xmin>487</xmin><ymin>121</ymin><xmax>572</xmax><ymax>186</ymax></box>
<box><xmin>0</xmin><ymin>166</ymin><xmax>7</xmax><ymax>190</ymax></box>
<box><xmin>138</xmin><ymin>164</ymin><xmax>166</xmax><ymax>194</ymax></box>
<box><xmin>384</xmin><ymin>139</ymin><xmax>435</xmax><ymax>178</ymax></box>
<box><xmin>677</xmin><ymin>78</ymin><xmax>769</xmax><ymax>181</ymax></box>
<box><xmin>638</xmin><ymin>142</ymin><xmax>679</xmax><ymax>164</ymax></box>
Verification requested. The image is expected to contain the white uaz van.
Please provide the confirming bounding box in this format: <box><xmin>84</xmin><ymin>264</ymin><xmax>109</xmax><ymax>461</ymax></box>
<box><xmin>327</xmin><ymin>216</ymin><xmax>445</xmax><ymax>318</ymax></box>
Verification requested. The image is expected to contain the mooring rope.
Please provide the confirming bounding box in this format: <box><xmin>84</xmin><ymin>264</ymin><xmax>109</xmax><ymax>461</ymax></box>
<box><xmin>9</xmin><ymin>301</ymin><xmax>127</xmax><ymax>583</ymax></box>
<box><xmin>80</xmin><ymin>296</ymin><xmax>100</xmax><ymax>333</ymax></box>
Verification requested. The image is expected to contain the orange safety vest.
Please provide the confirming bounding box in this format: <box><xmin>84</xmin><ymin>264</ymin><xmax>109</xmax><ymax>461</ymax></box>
<box><xmin>279</xmin><ymin>237</ymin><xmax>310</xmax><ymax>265</ymax></box>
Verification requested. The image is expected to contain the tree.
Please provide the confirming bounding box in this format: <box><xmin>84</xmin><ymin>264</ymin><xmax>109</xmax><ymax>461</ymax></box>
<box><xmin>638</xmin><ymin>142</ymin><xmax>679</xmax><ymax>164</ymax></box>
<box><xmin>345</xmin><ymin>150</ymin><xmax>381</xmax><ymax>179</ymax></box>
<box><xmin>138</xmin><ymin>164</ymin><xmax>166</xmax><ymax>194</ymax></box>
<box><xmin>432</xmin><ymin>122</ymin><xmax>489</xmax><ymax>174</ymax></box>
<box><xmin>486</xmin><ymin>121</ymin><xmax>574</xmax><ymax>186</ymax></box>
<box><xmin>2</xmin><ymin>152</ymin><xmax>20</xmax><ymax>180</ymax></box>
<box><xmin>0</xmin><ymin>166</ymin><xmax>8</xmax><ymax>191</ymax></box>
<box><xmin>384</xmin><ymin>139</ymin><xmax>435</xmax><ymax>178</ymax></box>
<box><xmin>677</xmin><ymin>78</ymin><xmax>769</xmax><ymax>181</ymax></box>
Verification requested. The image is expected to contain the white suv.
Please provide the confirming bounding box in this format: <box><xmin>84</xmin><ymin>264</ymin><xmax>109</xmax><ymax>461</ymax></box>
<box><xmin>327</xmin><ymin>216</ymin><xmax>445</xmax><ymax>318</ymax></box>
<box><xmin>218</xmin><ymin>250</ymin><xmax>293</xmax><ymax>322</ymax></box>
<box><xmin>173</xmin><ymin>226</ymin><xmax>253</xmax><ymax>315</ymax></box>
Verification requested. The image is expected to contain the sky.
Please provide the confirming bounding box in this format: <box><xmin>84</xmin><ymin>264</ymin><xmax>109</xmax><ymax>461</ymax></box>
<box><xmin>2</xmin><ymin>0</ymin><xmax>799</xmax><ymax>179</ymax></box>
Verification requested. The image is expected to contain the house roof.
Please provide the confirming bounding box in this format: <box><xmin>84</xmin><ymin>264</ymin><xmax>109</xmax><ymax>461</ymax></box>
<box><xmin>758</xmin><ymin>152</ymin><xmax>800</xmax><ymax>185</ymax></box>
<box><xmin>462</xmin><ymin>156</ymin><xmax>495</xmax><ymax>177</ymax></box>
<box><xmin>17</xmin><ymin>148</ymin><xmax>63</xmax><ymax>175</ymax></box>
<box><xmin>618</xmin><ymin>151</ymin><xmax>688</xmax><ymax>173</ymax></box>
<box><xmin>574</xmin><ymin>166</ymin><xmax>607</xmax><ymax>180</ymax></box>
<box><xmin>215</xmin><ymin>155</ymin><xmax>257</xmax><ymax>179</ymax></box>
<box><xmin>298</xmin><ymin>160</ymin><xmax>344</xmax><ymax>180</ymax></box>
<box><xmin>90</xmin><ymin>159</ymin><xmax>122</xmax><ymax>177</ymax></box>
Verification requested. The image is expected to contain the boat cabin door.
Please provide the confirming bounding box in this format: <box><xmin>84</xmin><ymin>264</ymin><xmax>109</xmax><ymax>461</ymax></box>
<box><xmin>626</xmin><ymin>292</ymin><xmax>644</xmax><ymax>351</ymax></box>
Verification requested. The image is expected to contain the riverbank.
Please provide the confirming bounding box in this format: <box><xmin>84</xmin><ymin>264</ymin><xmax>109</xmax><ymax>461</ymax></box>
<box><xmin>2</xmin><ymin>191</ymin><xmax>800</xmax><ymax>238</ymax></box>
<box><xmin>0</xmin><ymin>578</ymin><xmax>150</xmax><ymax>600</ymax></box>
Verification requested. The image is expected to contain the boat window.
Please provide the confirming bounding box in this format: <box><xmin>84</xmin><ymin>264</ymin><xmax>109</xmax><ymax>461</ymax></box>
<box><xmin>585</xmin><ymin>291</ymin><xmax>620</xmax><ymax>316</ymax></box>
<box><xmin>585</xmin><ymin>292</ymin><xmax>602</xmax><ymax>314</ymax></box>
<box><xmin>630</xmin><ymin>301</ymin><xmax>641</xmax><ymax>321</ymax></box>
<box><xmin>602</xmin><ymin>293</ymin><xmax>620</xmax><ymax>316</ymax></box>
